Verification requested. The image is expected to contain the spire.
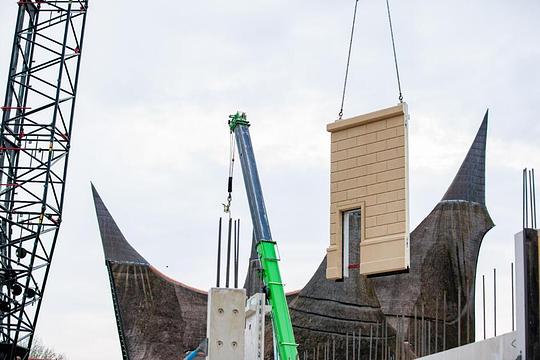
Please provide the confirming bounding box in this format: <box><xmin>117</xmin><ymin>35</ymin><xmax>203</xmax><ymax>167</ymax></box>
<box><xmin>442</xmin><ymin>110</ymin><xmax>488</xmax><ymax>205</ymax></box>
<box><xmin>91</xmin><ymin>183</ymin><xmax>148</xmax><ymax>265</ymax></box>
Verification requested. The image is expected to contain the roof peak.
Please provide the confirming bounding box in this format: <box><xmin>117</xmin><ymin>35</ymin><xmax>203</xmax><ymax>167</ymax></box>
<box><xmin>91</xmin><ymin>183</ymin><xmax>148</xmax><ymax>265</ymax></box>
<box><xmin>442</xmin><ymin>110</ymin><xmax>488</xmax><ymax>205</ymax></box>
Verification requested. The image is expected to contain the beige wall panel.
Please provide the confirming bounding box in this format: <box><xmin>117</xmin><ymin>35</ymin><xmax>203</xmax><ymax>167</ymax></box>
<box><xmin>326</xmin><ymin>103</ymin><xmax>410</xmax><ymax>279</ymax></box>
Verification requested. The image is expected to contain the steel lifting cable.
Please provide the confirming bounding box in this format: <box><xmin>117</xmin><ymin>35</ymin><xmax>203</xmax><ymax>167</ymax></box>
<box><xmin>385</xmin><ymin>0</ymin><xmax>404</xmax><ymax>103</ymax></box>
<box><xmin>223</xmin><ymin>130</ymin><xmax>236</xmax><ymax>215</ymax></box>
<box><xmin>338</xmin><ymin>0</ymin><xmax>360</xmax><ymax>120</ymax></box>
<box><xmin>338</xmin><ymin>0</ymin><xmax>405</xmax><ymax>119</ymax></box>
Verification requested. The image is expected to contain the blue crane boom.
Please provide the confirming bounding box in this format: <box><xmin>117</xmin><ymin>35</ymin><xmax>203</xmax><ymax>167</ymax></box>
<box><xmin>229</xmin><ymin>112</ymin><xmax>298</xmax><ymax>360</ymax></box>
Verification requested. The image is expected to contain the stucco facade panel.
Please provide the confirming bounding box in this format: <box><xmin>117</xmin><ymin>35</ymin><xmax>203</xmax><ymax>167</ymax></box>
<box><xmin>327</xmin><ymin>104</ymin><xmax>410</xmax><ymax>278</ymax></box>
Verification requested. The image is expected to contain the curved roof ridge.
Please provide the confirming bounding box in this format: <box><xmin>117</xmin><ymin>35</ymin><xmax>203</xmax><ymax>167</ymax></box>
<box><xmin>148</xmin><ymin>265</ymin><xmax>208</xmax><ymax>295</ymax></box>
<box><xmin>442</xmin><ymin>110</ymin><xmax>488</xmax><ymax>205</ymax></box>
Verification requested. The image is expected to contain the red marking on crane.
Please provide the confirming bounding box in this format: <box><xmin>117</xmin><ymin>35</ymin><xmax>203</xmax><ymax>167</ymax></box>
<box><xmin>74</xmin><ymin>47</ymin><xmax>80</xmax><ymax>54</ymax></box>
<box><xmin>1</xmin><ymin>106</ymin><xmax>31</xmax><ymax>111</ymax></box>
<box><xmin>59</xmin><ymin>133</ymin><xmax>69</xmax><ymax>141</ymax></box>
<box><xmin>0</xmin><ymin>147</ymin><xmax>22</xmax><ymax>151</ymax></box>
<box><xmin>0</xmin><ymin>183</ymin><xmax>19</xmax><ymax>187</ymax></box>
<box><xmin>348</xmin><ymin>263</ymin><xmax>360</xmax><ymax>269</ymax></box>
<box><xmin>19</xmin><ymin>130</ymin><xmax>25</xmax><ymax>139</ymax></box>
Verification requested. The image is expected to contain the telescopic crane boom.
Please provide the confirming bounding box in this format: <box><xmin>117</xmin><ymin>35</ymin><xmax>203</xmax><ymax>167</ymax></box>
<box><xmin>229</xmin><ymin>112</ymin><xmax>298</xmax><ymax>360</ymax></box>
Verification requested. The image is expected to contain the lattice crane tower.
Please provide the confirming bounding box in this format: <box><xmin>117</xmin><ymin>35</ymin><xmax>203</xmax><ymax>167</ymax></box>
<box><xmin>0</xmin><ymin>1</ymin><xmax>88</xmax><ymax>358</ymax></box>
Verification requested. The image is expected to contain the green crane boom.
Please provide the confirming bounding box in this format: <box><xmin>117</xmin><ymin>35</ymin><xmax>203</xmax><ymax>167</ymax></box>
<box><xmin>229</xmin><ymin>112</ymin><xmax>298</xmax><ymax>360</ymax></box>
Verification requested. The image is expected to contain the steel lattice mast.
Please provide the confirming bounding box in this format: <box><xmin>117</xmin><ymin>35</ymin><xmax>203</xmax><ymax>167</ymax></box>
<box><xmin>0</xmin><ymin>1</ymin><xmax>88</xmax><ymax>358</ymax></box>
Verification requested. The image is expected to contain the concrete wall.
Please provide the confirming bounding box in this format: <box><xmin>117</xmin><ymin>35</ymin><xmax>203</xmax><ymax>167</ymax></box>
<box><xmin>326</xmin><ymin>103</ymin><xmax>410</xmax><ymax>279</ymax></box>
<box><xmin>419</xmin><ymin>332</ymin><xmax>521</xmax><ymax>360</ymax></box>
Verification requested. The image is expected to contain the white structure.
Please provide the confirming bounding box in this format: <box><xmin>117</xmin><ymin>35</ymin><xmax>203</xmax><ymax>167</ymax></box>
<box><xmin>244</xmin><ymin>293</ymin><xmax>271</xmax><ymax>360</ymax></box>
<box><xmin>419</xmin><ymin>332</ymin><xmax>521</xmax><ymax>360</ymax></box>
<box><xmin>514</xmin><ymin>229</ymin><xmax>540</xmax><ymax>360</ymax></box>
<box><xmin>515</xmin><ymin>230</ymin><xmax>527</xmax><ymax>358</ymax></box>
<box><xmin>206</xmin><ymin>288</ymin><xmax>246</xmax><ymax>360</ymax></box>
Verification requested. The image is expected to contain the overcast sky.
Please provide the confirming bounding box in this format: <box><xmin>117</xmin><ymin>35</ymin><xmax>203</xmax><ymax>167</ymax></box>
<box><xmin>1</xmin><ymin>0</ymin><xmax>540</xmax><ymax>358</ymax></box>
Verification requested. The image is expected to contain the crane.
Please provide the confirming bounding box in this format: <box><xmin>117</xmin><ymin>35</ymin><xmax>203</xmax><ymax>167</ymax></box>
<box><xmin>0</xmin><ymin>1</ymin><xmax>88</xmax><ymax>358</ymax></box>
<box><xmin>229</xmin><ymin>112</ymin><xmax>298</xmax><ymax>360</ymax></box>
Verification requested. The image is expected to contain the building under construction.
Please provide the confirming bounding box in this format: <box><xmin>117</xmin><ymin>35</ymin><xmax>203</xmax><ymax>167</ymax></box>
<box><xmin>92</xmin><ymin>105</ymin><xmax>501</xmax><ymax>359</ymax></box>
<box><xmin>0</xmin><ymin>1</ymin><xmax>537</xmax><ymax>360</ymax></box>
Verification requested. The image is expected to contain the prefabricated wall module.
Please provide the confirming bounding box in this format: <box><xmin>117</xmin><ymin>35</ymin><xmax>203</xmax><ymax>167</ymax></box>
<box><xmin>326</xmin><ymin>103</ymin><xmax>410</xmax><ymax>279</ymax></box>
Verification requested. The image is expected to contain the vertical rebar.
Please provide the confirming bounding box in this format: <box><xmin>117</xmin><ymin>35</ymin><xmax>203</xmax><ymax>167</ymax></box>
<box><xmin>370</xmin><ymin>325</ymin><xmax>373</xmax><ymax>360</ymax></box>
<box><xmin>529</xmin><ymin>170</ymin><xmax>535</xmax><ymax>228</ymax></box>
<box><xmin>359</xmin><ymin>328</ymin><xmax>362</xmax><ymax>360</ymax></box>
<box><xmin>458</xmin><ymin>285</ymin><xmax>461</xmax><ymax>347</ymax></box>
<box><xmin>384</xmin><ymin>320</ymin><xmax>388</xmax><ymax>360</ymax></box>
<box><xmin>512</xmin><ymin>262</ymin><xmax>515</xmax><ymax>331</ymax></box>
<box><xmin>435</xmin><ymin>295</ymin><xmax>438</xmax><ymax>353</ymax></box>
<box><xmin>402</xmin><ymin>314</ymin><xmax>406</xmax><ymax>360</ymax></box>
<box><xmin>328</xmin><ymin>339</ymin><xmax>331</xmax><ymax>360</ymax></box>
<box><xmin>234</xmin><ymin>219</ymin><xmax>240</xmax><ymax>288</ymax></box>
<box><xmin>524</xmin><ymin>169</ymin><xmax>528</xmax><ymax>228</ymax></box>
<box><xmin>333</xmin><ymin>337</ymin><xmax>335</xmax><ymax>360</ymax></box>
<box><xmin>466</xmin><ymin>280</ymin><xmax>470</xmax><ymax>344</ymax></box>
<box><xmin>396</xmin><ymin>315</ymin><xmax>403</xmax><ymax>359</ymax></box>
<box><xmin>396</xmin><ymin>317</ymin><xmax>399</xmax><ymax>360</ymax></box>
<box><xmin>352</xmin><ymin>331</ymin><xmax>355</xmax><ymax>360</ymax></box>
<box><xmin>317</xmin><ymin>343</ymin><xmax>320</xmax><ymax>360</ymax></box>
<box><xmin>421</xmin><ymin>303</ymin><xmax>425</xmax><ymax>356</ymax></box>
<box><xmin>427</xmin><ymin>320</ymin><xmax>431</xmax><ymax>355</ymax></box>
<box><xmin>394</xmin><ymin>319</ymin><xmax>398</xmax><ymax>360</ymax></box>
<box><xmin>346</xmin><ymin>333</ymin><xmax>349</xmax><ymax>360</ymax></box>
<box><xmin>233</xmin><ymin>220</ymin><xmax>237</xmax><ymax>288</ymax></box>
<box><xmin>494</xmin><ymin>268</ymin><xmax>497</xmax><ymax>337</ymax></box>
<box><xmin>225</xmin><ymin>217</ymin><xmax>232</xmax><ymax>287</ymax></box>
<box><xmin>532</xmin><ymin>169</ymin><xmax>537</xmax><ymax>227</ymax></box>
<box><xmin>443</xmin><ymin>291</ymin><xmax>447</xmax><ymax>351</ymax></box>
<box><xmin>216</xmin><ymin>217</ymin><xmax>222</xmax><ymax>287</ymax></box>
<box><xmin>482</xmin><ymin>275</ymin><xmax>486</xmax><ymax>340</ymax></box>
<box><xmin>414</xmin><ymin>306</ymin><xmax>417</xmax><ymax>354</ymax></box>
<box><xmin>375</xmin><ymin>321</ymin><xmax>379</xmax><ymax>360</ymax></box>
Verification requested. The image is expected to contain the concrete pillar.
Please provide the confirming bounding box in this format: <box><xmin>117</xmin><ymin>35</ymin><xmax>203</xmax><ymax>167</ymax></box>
<box><xmin>206</xmin><ymin>288</ymin><xmax>246</xmax><ymax>360</ymax></box>
<box><xmin>515</xmin><ymin>229</ymin><xmax>539</xmax><ymax>359</ymax></box>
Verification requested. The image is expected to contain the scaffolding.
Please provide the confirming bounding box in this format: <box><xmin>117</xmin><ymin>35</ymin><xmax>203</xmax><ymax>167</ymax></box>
<box><xmin>0</xmin><ymin>1</ymin><xmax>88</xmax><ymax>358</ymax></box>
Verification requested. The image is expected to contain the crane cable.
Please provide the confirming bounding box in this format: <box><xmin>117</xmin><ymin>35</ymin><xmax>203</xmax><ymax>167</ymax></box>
<box><xmin>338</xmin><ymin>0</ymin><xmax>360</xmax><ymax>120</ymax></box>
<box><xmin>338</xmin><ymin>0</ymin><xmax>405</xmax><ymax>119</ymax></box>
<box><xmin>223</xmin><ymin>130</ymin><xmax>236</xmax><ymax>216</ymax></box>
<box><xmin>385</xmin><ymin>0</ymin><xmax>404</xmax><ymax>103</ymax></box>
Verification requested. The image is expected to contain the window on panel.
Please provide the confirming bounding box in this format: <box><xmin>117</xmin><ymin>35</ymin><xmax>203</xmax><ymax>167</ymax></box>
<box><xmin>342</xmin><ymin>208</ymin><xmax>361</xmax><ymax>278</ymax></box>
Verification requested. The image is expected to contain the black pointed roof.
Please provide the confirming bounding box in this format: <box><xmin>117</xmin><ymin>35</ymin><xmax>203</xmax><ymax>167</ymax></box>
<box><xmin>442</xmin><ymin>110</ymin><xmax>488</xmax><ymax>205</ymax></box>
<box><xmin>91</xmin><ymin>183</ymin><xmax>148</xmax><ymax>265</ymax></box>
<box><xmin>244</xmin><ymin>231</ymin><xmax>263</xmax><ymax>297</ymax></box>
